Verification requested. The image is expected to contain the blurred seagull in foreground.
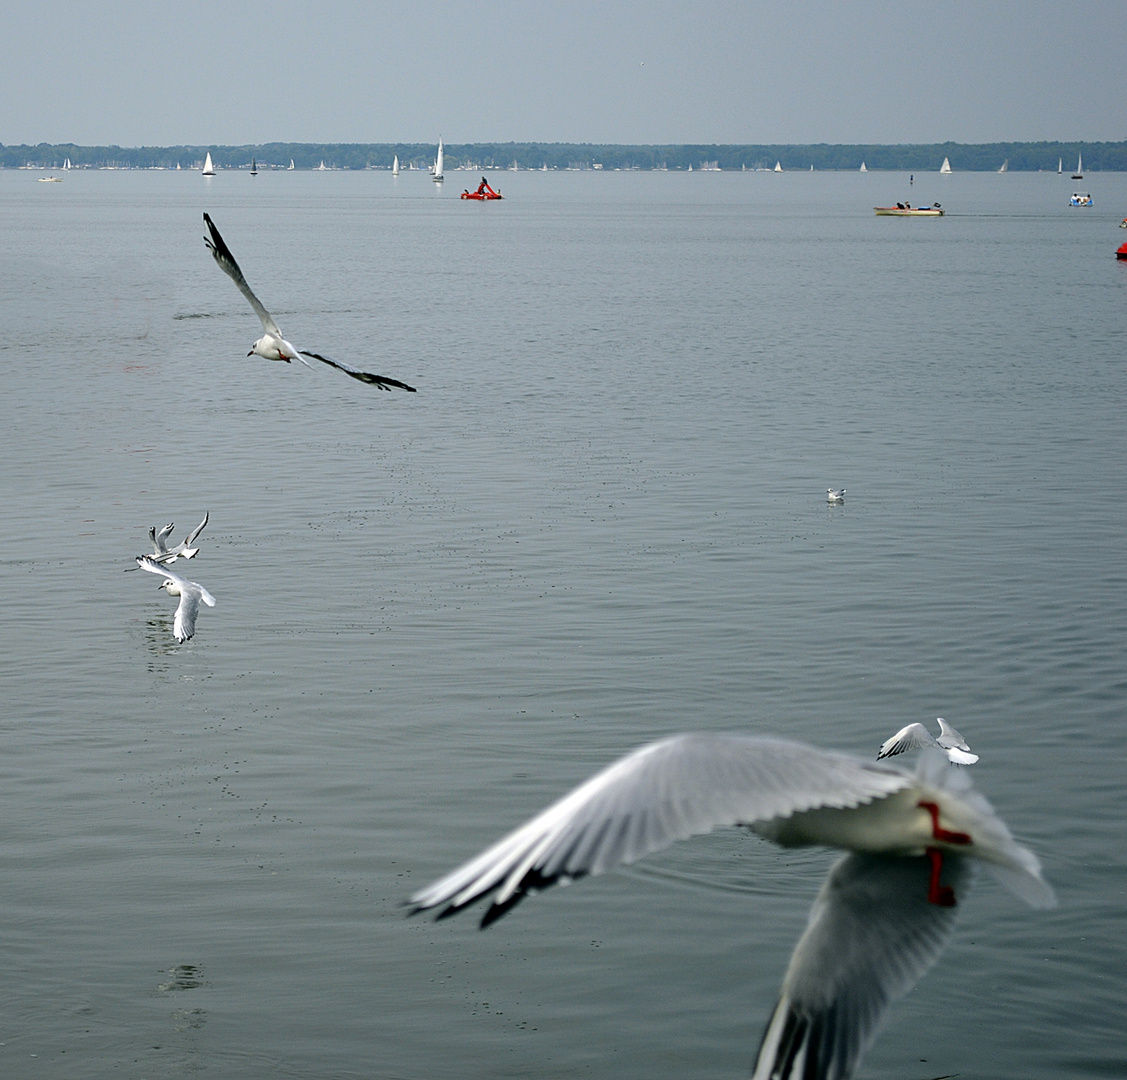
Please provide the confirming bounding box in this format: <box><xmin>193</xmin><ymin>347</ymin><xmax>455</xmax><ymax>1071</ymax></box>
<box><xmin>202</xmin><ymin>213</ymin><xmax>416</xmax><ymax>392</ymax></box>
<box><xmin>135</xmin><ymin>554</ymin><xmax>216</xmax><ymax>642</ymax></box>
<box><xmin>149</xmin><ymin>511</ymin><xmax>209</xmax><ymax>563</ymax></box>
<box><xmin>827</xmin><ymin>487</ymin><xmax>846</xmax><ymax>503</ymax></box>
<box><xmin>408</xmin><ymin>734</ymin><xmax>1052</xmax><ymax>1080</ymax></box>
<box><xmin>878</xmin><ymin>717</ymin><xmax>979</xmax><ymax>765</ymax></box>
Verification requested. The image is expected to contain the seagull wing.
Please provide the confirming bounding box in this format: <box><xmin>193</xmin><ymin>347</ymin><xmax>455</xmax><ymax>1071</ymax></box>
<box><xmin>299</xmin><ymin>351</ymin><xmax>417</xmax><ymax>392</ymax></box>
<box><xmin>751</xmin><ymin>851</ymin><xmax>970</xmax><ymax>1080</ymax></box>
<box><xmin>203</xmin><ymin>213</ymin><xmax>283</xmax><ymax>338</ymax></box>
<box><xmin>935</xmin><ymin>718</ymin><xmax>972</xmax><ymax>753</ymax></box>
<box><xmin>183</xmin><ymin>511</ymin><xmax>209</xmax><ymax>547</ymax></box>
<box><xmin>876</xmin><ymin>724</ymin><xmax>938</xmax><ymax>760</ymax></box>
<box><xmin>407</xmin><ymin>734</ymin><xmax>912</xmax><ymax>926</ymax></box>
<box><xmin>173</xmin><ymin>589</ymin><xmax>202</xmax><ymax>642</ymax></box>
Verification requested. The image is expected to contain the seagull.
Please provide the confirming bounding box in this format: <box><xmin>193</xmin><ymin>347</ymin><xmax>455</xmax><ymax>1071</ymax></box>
<box><xmin>878</xmin><ymin>717</ymin><xmax>979</xmax><ymax>765</ymax></box>
<box><xmin>827</xmin><ymin>488</ymin><xmax>846</xmax><ymax>503</ymax></box>
<box><xmin>134</xmin><ymin>554</ymin><xmax>216</xmax><ymax>642</ymax></box>
<box><xmin>148</xmin><ymin>511</ymin><xmax>209</xmax><ymax>563</ymax></box>
<box><xmin>202</xmin><ymin>213</ymin><xmax>417</xmax><ymax>392</ymax></box>
<box><xmin>408</xmin><ymin>734</ymin><xmax>1053</xmax><ymax>1080</ymax></box>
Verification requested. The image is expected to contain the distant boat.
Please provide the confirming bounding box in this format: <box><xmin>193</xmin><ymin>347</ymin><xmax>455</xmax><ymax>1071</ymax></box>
<box><xmin>176</xmin><ymin>162</ymin><xmax>181</xmax><ymax>170</ymax></box>
<box><xmin>202</xmin><ymin>152</ymin><xmax>215</xmax><ymax>176</ymax></box>
<box><xmin>250</xmin><ymin>157</ymin><xmax>258</xmax><ymax>176</ymax></box>
<box><xmin>38</xmin><ymin>175</ymin><xmax>62</xmax><ymax>183</ymax></box>
<box><xmin>859</xmin><ymin>161</ymin><xmax>867</xmax><ymax>172</ymax></box>
<box><xmin>874</xmin><ymin>202</ymin><xmax>944</xmax><ymax>217</ymax></box>
<box><xmin>392</xmin><ymin>155</ymin><xmax>399</xmax><ymax>176</ymax></box>
<box><xmin>63</xmin><ymin>157</ymin><xmax>71</xmax><ymax>170</ymax></box>
<box><xmin>774</xmin><ymin>161</ymin><xmax>782</xmax><ymax>172</ymax></box>
<box><xmin>1069</xmin><ymin>192</ymin><xmax>1092</xmax><ymax>207</ymax></box>
<box><xmin>1058</xmin><ymin>157</ymin><xmax>1063</xmax><ymax>174</ymax></box>
<box><xmin>433</xmin><ymin>139</ymin><xmax>444</xmax><ymax>182</ymax></box>
<box><xmin>289</xmin><ymin>159</ymin><xmax>295</xmax><ymax>171</ymax></box>
<box><xmin>1072</xmin><ymin>153</ymin><xmax>1083</xmax><ymax>179</ymax></box>
<box><xmin>998</xmin><ymin>159</ymin><xmax>1008</xmax><ymax>173</ymax></box>
<box><xmin>317</xmin><ymin>160</ymin><xmax>328</xmax><ymax>171</ymax></box>
<box><xmin>939</xmin><ymin>157</ymin><xmax>952</xmax><ymax>174</ymax></box>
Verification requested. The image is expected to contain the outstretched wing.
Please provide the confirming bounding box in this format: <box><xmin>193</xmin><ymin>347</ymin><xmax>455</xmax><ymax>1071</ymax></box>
<box><xmin>203</xmin><ymin>213</ymin><xmax>283</xmax><ymax>338</ymax></box>
<box><xmin>752</xmin><ymin>851</ymin><xmax>969</xmax><ymax>1080</ymax></box>
<box><xmin>407</xmin><ymin>734</ymin><xmax>912</xmax><ymax>926</ymax></box>
<box><xmin>876</xmin><ymin>724</ymin><xmax>937</xmax><ymax>760</ymax></box>
<box><xmin>183</xmin><ymin>511</ymin><xmax>209</xmax><ymax>547</ymax></box>
<box><xmin>299</xmin><ymin>351</ymin><xmax>417</xmax><ymax>392</ymax></box>
<box><xmin>172</xmin><ymin>591</ymin><xmax>202</xmax><ymax>643</ymax></box>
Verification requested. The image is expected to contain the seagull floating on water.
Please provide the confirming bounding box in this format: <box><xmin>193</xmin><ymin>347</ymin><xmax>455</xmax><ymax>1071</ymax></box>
<box><xmin>202</xmin><ymin>213</ymin><xmax>416</xmax><ymax>392</ymax></box>
<box><xmin>827</xmin><ymin>488</ymin><xmax>846</xmax><ymax>503</ymax></box>
<box><xmin>149</xmin><ymin>511</ymin><xmax>209</xmax><ymax>563</ymax></box>
<box><xmin>878</xmin><ymin>717</ymin><xmax>978</xmax><ymax>765</ymax></box>
<box><xmin>135</xmin><ymin>554</ymin><xmax>216</xmax><ymax>642</ymax></box>
<box><xmin>409</xmin><ymin>733</ymin><xmax>1053</xmax><ymax>1080</ymax></box>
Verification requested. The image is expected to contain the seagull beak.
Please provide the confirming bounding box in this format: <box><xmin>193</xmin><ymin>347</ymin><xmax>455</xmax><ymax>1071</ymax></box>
<box><xmin>247</xmin><ymin>349</ymin><xmax>255</xmax><ymax>357</ymax></box>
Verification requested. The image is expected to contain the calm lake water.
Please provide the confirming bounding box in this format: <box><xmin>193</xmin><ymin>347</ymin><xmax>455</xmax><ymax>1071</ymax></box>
<box><xmin>1</xmin><ymin>165</ymin><xmax>1125</xmax><ymax>1079</ymax></box>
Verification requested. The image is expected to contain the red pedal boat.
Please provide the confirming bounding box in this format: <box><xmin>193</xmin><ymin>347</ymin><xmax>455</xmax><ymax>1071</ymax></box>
<box><xmin>461</xmin><ymin>177</ymin><xmax>503</xmax><ymax>200</ymax></box>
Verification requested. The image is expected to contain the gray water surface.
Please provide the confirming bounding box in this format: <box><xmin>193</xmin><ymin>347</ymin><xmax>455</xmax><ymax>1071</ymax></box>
<box><xmin>1</xmin><ymin>167</ymin><xmax>1124</xmax><ymax>1078</ymax></box>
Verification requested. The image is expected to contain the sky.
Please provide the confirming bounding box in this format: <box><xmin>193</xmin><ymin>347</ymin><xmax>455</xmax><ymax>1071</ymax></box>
<box><xmin>4</xmin><ymin>0</ymin><xmax>1126</xmax><ymax>147</ymax></box>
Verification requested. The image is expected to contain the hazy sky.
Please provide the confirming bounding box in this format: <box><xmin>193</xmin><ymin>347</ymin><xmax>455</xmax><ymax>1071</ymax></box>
<box><xmin>4</xmin><ymin>0</ymin><xmax>1126</xmax><ymax>146</ymax></box>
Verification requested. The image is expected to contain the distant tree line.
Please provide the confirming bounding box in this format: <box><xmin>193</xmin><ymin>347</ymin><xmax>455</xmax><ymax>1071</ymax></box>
<box><xmin>4</xmin><ymin>140</ymin><xmax>1126</xmax><ymax>172</ymax></box>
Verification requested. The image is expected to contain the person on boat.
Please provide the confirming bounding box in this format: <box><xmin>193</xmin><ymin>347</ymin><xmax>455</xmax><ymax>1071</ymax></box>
<box><xmin>896</xmin><ymin>202</ymin><xmax>905</xmax><ymax>209</ymax></box>
<box><xmin>475</xmin><ymin>178</ymin><xmax>489</xmax><ymax>195</ymax></box>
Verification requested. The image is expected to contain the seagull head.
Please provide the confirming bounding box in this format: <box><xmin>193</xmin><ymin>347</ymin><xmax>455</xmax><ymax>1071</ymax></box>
<box><xmin>158</xmin><ymin>578</ymin><xmax>181</xmax><ymax>596</ymax></box>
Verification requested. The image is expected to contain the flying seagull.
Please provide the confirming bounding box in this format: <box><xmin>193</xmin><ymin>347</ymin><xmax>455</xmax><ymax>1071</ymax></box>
<box><xmin>878</xmin><ymin>717</ymin><xmax>979</xmax><ymax>765</ymax></box>
<box><xmin>408</xmin><ymin>734</ymin><xmax>1053</xmax><ymax>1080</ymax></box>
<box><xmin>148</xmin><ymin>511</ymin><xmax>209</xmax><ymax>563</ymax></box>
<box><xmin>202</xmin><ymin>213</ymin><xmax>416</xmax><ymax>392</ymax></box>
<box><xmin>135</xmin><ymin>554</ymin><xmax>216</xmax><ymax>642</ymax></box>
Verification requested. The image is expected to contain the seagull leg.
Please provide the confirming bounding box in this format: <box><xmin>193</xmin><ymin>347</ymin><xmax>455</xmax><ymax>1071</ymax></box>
<box><xmin>918</xmin><ymin>801</ymin><xmax>972</xmax><ymax>845</ymax></box>
<box><xmin>925</xmin><ymin>846</ymin><xmax>957</xmax><ymax>907</ymax></box>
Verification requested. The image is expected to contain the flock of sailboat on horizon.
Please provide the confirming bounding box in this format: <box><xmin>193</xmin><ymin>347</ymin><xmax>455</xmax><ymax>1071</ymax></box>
<box><xmin>190</xmin><ymin>145</ymin><xmax>1090</xmax><ymax>176</ymax></box>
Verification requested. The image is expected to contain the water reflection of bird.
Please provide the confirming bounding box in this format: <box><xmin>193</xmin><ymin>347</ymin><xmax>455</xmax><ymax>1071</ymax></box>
<box><xmin>409</xmin><ymin>734</ymin><xmax>1053</xmax><ymax>1080</ymax></box>
<box><xmin>878</xmin><ymin>717</ymin><xmax>979</xmax><ymax>765</ymax></box>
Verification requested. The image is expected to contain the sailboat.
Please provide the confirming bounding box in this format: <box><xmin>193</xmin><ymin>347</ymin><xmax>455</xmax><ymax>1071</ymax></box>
<box><xmin>392</xmin><ymin>155</ymin><xmax>399</xmax><ymax>176</ymax></box>
<box><xmin>998</xmin><ymin>159</ymin><xmax>1008</xmax><ymax>173</ymax></box>
<box><xmin>1072</xmin><ymin>153</ymin><xmax>1083</xmax><ymax>179</ymax></box>
<box><xmin>63</xmin><ymin>157</ymin><xmax>71</xmax><ymax>171</ymax></box>
<box><xmin>202</xmin><ymin>151</ymin><xmax>215</xmax><ymax>176</ymax></box>
<box><xmin>432</xmin><ymin>139</ymin><xmax>444</xmax><ymax>182</ymax></box>
<box><xmin>774</xmin><ymin>161</ymin><xmax>783</xmax><ymax>172</ymax></box>
<box><xmin>289</xmin><ymin>159</ymin><xmax>295</xmax><ymax>171</ymax></box>
<box><xmin>317</xmin><ymin>160</ymin><xmax>328</xmax><ymax>171</ymax></box>
<box><xmin>250</xmin><ymin>157</ymin><xmax>258</xmax><ymax>176</ymax></box>
<box><xmin>1058</xmin><ymin>158</ymin><xmax>1063</xmax><ymax>174</ymax></box>
<box><xmin>859</xmin><ymin>161</ymin><xmax>867</xmax><ymax>172</ymax></box>
<box><xmin>939</xmin><ymin>157</ymin><xmax>952</xmax><ymax>174</ymax></box>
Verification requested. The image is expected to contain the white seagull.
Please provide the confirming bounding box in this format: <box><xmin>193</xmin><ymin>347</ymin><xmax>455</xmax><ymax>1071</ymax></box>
<box><xmin>202</xmin><ymin>213</ymin><xmax>417</xmax><ymax>392</ymax></box>
<box><xmin>878</xmin><ymin>717</ymin><xmax>979</xmax><ymax>765</ymax></box>
<box><xmin>149</xmin><ymin>511</ymin><xmax>209</xmax><ymax>563</ymax></box>
<box><xmin>135</xmin><ymin>554</ymin><xmax>216</xmax><ymax>642</ymax></box>
<box><xmin>827</xmin><ymin>488</ymin><xmax>846</xmax><ymax>503</ymax></box>
<box><xmin>408</xmin><ymin>734</ymin><xmax>1053</xmax><ymax>1080</ymax></box>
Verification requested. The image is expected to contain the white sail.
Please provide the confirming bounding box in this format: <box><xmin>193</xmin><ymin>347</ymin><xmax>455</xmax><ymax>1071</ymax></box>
<box><xmin>289</xmin><ymin>159</ymin><xmax>295</xmax><ymax>170</ymax></box>
<box><xmin>1058</xmin><ymin>158</ymin><xmax>1063</xmax><ymax>174</ymax></box>
<box><xmin>250</xmin><ymin>157</ymin><xmax>257</xmax><ymax>176</ymax></box>
<box><xmin>392</xmin><ymin>155</ymin><xmax>399</xmax><ymax>176</ymax></box>
<box><xmin>998</xmin><ymin>159</ymin><xmax>1008</xmax><ymax>172</ymax></box>
<box><xmin>940</xmin><ymin>156</ymin><xmax>952</xmax><ymax>173</ymax></box>
<box><xmin>63</xmin><ymin>157</ymin><xmax>71</xmax><ymax>170</ymax></box>
<box><xmin>433</xmin><ymin>139</ymin><xmax>444</xmax><ymax>181</ymax></box>
<box><xmin>202</xmin><ymin>151</ymin><xmax>215</xmax><ymax>176</ymax></box>
<box><xmin>1072</xmin><ymin>153</ymin><xmax>1083</xmax><ymax>178</ymax></box>
<box><xmin>774</xmin><ymin>161</ymin><xmax>782</xmax><ymax>172</ymax></box>
<box><xmin>859</xmin><ymin>161</ymin><xmax>867</xmax><ymax>172</ymax></box>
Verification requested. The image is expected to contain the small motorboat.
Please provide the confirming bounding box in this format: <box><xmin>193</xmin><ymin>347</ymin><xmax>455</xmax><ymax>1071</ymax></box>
<box><xmin>1069</xmin><ymin>192</ymin><xmax>1093</xmax><ymax>207</ymax></box>
<box><xmin>874</xmin><ymin>202</ymin><xmax>943</xmax><ymax>216</ymax></box>
<box><xmin>461</xmin><ymin>177</ymin><xmax>503</xmax><ymax>201</ymax></box>
<box><xmin>37</xmin><ymin>175</ymin><xmax>63</xmax><ymax>182</ymax></box>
